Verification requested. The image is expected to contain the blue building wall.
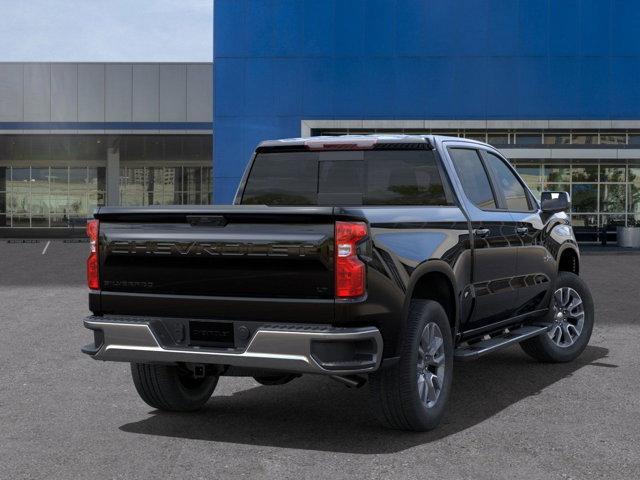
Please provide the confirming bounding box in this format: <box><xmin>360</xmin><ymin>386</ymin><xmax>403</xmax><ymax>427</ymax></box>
<box><xmin>214</xmin><ymin>0</ymin><xmax>640</xmax><ymax>203</ymax></box>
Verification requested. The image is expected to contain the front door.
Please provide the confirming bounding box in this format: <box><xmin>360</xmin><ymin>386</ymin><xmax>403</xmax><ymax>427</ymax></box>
<box><xmin>480</xmin><ymin>150</ymin><xmax>556</xmax><ymax>315</ymax></box>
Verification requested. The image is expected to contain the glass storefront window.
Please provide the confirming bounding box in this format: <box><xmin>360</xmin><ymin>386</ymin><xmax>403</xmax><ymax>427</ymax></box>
<box><xmin>464</xmin><ymin>131</ymin><xmax>486</xmax><ymax>142</ymax></box>
<box><xmin>515</xmin><ymin>164</ymin><xmax>542</xmax><ymax>198</ymax></box>
<box><xmin>571</xmin><ymin>165</ymin><xmax>598</xmax><ymax>182</ymax></box>
<box><xmin>487</xmin><ymin>132</ymin><xmax>509</xmax><ymax>145</ymax></box>
<box><xmin>543</xmin><ymin>133</ymin><xmax>571</xmax><ymax>145</ymax></box>
<box><xmin>571</xmin><ymin>214</ymin><xmax>598</xmax><ymax>228</ymax></box>
<box><xmin>119</xmin><ymin>165</ymin><xmax>211</xmax><ymax>207</ymax></box>
<box><xmin>515</xmin><ymin>133</ymin><xmax>542</xmax><ymax>145</ymax></box>
<box><xmin>627</xmin><ymin>183</ymin><xmax>640</xmax><ymax>215</ymax></box>
<box><xmin>599</xmin><ymin>133</ymin><xmax>626</xmax><ymax>145</ymax></box>
<box><xmin>628</xmin><ymin>214</ymin><xmax>640</xmax><ymax>227</ymax></box>
<box><xmin>544</xmin><ymin>165</ymin><xmax>571</xmax><ymax>183</ymax></box>
<box><xmin>600</xmin><ymin>184</ymin><xmax>626</xmax><ymax>212</ymax></box>
<box><xmin>1</xmin><ymin>165</ymin><xmax>106</xmax><ymax>227</ymax></box>
<box><xmin>571</xmin><ymin>184</ymin><xmax>598</xmax><ymax>212</ymax></box>
<box><xmin>572</xmin><ymin>133</ymin><xmax>598</xmax><ymax>144</ymax></box>
<box><xmin>600</xmin><ymin>166</ymin><xmax>626</xmax><ymax>182</ymax></box>
<box><xmin>600</xmin><ymin>214</ymin><xmax>626</xmax><ymax>227</ymax></box>
<box><xmin>0</xmin><ymin>135</ymin><xmax>211</xmax><ymax>227</ymax></box>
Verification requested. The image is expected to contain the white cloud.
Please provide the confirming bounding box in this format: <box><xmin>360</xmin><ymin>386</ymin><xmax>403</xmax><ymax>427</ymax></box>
<box><xmin>0</xmin><ymin>0</ymin><xmax>213</xmax><ymax>62</ymax></box>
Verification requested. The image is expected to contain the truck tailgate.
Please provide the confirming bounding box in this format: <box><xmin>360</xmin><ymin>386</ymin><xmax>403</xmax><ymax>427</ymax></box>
<box><xmin>93</xmin><ymin>206</ymin><xmax>338</xmax><ymax>320</ymax></box>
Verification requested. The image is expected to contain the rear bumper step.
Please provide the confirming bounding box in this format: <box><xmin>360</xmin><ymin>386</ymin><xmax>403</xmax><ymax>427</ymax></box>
<box><xmin>454</xmin><ymin>325</ymin><xmax>549</xmax><ymax>361</ymax></box>
<box><xmin>82</xmin><ymin>316</ymin><xmax>383</xmax><ymax>375</ymax></box>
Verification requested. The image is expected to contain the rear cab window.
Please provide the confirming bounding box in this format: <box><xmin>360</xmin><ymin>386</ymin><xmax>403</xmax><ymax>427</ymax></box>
<box><xmin>241</xmin><ymin>149</ymin><xmax>452</xmax><ymax>206</ymax></box>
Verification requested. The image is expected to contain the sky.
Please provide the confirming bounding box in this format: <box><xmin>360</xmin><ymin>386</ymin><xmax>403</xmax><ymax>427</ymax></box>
<box><xmin>0</xmin><ymin>0</ymin><xmax>213</xmax><ymax>62</ymax></box>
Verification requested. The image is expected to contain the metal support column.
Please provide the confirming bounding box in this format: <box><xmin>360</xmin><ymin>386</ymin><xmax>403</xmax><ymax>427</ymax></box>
<box><xmin>106</xmin><ymin>146</ymin><xmax>120</xmax><ymax>206</ymax></box>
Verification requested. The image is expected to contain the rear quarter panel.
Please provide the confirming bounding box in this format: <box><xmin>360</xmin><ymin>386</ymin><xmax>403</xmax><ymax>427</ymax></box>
<box><xmin>336</xmin><ymin>206</ymin><xmax>472</xmax><ymax>356</ymax></box>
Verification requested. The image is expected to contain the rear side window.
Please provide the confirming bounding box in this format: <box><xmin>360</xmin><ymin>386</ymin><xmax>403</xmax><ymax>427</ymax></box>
<box><xmin>482</xmin><ymin>151</ymin><xmax>532</xmax><ymax>211</ymax></box>
<box><xmin>242</xmin><ymin>150</ymin><xmax>450</xmax><ymax>206</ymax></box>
<box><xmin>448</xmin><ymin>148</ymin><xmax>497</xmax><ymax>209</ymax></box>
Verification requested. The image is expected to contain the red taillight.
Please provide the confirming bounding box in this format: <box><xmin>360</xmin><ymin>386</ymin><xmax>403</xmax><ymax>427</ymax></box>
<box><xmin>335</xmin><ymin>221</ymin><xmax>367</xmax><ymax>298</ymax></box>
<box><xmin>86</xmin><ymin>219</ymin><xmax>100</xmax><ymax>290</ymax></box>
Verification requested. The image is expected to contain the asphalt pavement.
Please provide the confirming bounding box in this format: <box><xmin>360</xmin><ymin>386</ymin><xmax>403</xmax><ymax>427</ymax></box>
<box><xmin>1</xmin><ymin>241</ymin><xmax>639</xmax><ymax>479</ymax></box>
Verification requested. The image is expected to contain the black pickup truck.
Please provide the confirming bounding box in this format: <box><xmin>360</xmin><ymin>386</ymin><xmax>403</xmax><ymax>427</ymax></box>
<box><xmin>82</xmin><ymin>135</ymin><xmax>594</xmax><ymax>431</ymax></box>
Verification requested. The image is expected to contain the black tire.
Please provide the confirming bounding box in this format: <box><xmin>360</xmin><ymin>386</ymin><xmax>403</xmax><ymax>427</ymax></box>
<box><xmin>520</xmin><ymin>271</ymin><xmax>594</xmax><ymax>363</ymax></box>
<box><xmin>130</xmin><ymin>363</ymin><xmax>219</xmax><ymax>412</ymax></box>
<box><xmin>369</xmin><ymin>300</ymin><xmax>453</xmax><ymax>431</ymax></box>
<box><xmin>253</xmin><ymin>374</ymin><xmax>299</xmax><ymax>386</ymax></box>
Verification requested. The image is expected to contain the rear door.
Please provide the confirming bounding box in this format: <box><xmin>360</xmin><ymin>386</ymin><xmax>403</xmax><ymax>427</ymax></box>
<box><xmin>446</xmin><ymin>145</ymin><xmax>520</xmax><ymax>332</ymax></box>
<box><xmin>480</xmin><ymin>149</ymin><xmax>556</xmax><ymax>315</ymax></box>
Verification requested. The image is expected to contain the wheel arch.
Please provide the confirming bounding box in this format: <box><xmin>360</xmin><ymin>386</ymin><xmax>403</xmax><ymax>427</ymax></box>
<box><xmin>404</xmin><ymin>260</ymin><xmax>459</xmax><ymax>338</ymax></box>
<box><xmin>557</xmin><ymin>244</ymin><xmax>580</xmax><ymax>275</ymax></box>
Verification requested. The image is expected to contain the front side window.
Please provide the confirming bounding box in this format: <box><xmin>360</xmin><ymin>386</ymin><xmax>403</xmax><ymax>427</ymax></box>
<box><xmin>482</xmin><ymin>151</ymin><xmax>532</xmax><ymax>211</ymax></box>
<box><xmin>448</xmin><ymin>148</ymin><xmax>497</xmax><ymax>209</ymax></box>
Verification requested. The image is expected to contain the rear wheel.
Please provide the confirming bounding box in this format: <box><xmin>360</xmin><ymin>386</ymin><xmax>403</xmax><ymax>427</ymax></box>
<box><xmin>369</xmin><ymin>300</ymin><xmax>453</xmax><ymax>431</ymax></box>
<box><xmin>520</xmin><ymin>271</ymin><xmax>594</xmax><ymax>363</ymax></box>
<box><xmin>130</xmin><ymin>363</ymin><xmax>219</xmax><ymax>411</ymax></box>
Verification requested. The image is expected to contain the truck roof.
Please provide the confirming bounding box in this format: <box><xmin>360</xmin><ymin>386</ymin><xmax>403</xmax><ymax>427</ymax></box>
<box><xmin>257</xmin><ymin>134</ymin><xmax>488</xmax><ymax>150</ymax></box>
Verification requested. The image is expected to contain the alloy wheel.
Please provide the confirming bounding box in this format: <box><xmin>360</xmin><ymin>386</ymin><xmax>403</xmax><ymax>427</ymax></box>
<box><xmin>416</xmin><ymin>322</ymin><xmax>446</xmax><ymax>408</ymax></box>
<box><xmin>548</xmin><ymin>287</ymin><xmax>585</xmax><ymax>348</ymax></box>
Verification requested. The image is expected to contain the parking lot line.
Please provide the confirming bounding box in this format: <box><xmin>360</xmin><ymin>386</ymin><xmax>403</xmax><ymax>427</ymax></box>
<box><xmin>42</xmin><ymin>241</ymin><xmax>50</xmax><ymax>255</ymax></box>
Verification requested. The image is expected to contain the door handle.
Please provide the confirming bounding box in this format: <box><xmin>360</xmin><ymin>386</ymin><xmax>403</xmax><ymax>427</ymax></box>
<box><xmin>474</xmin><ymin>228</ymin><xmax>490</xmax><ymax>238</ymax></box>
<box><xmin>516</xmin><ymin>227</ymin><xmax>529</xmax><ymax>236</ymax></box>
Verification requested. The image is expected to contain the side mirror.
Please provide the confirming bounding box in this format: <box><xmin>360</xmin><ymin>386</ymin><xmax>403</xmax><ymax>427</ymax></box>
<box><xmin>541</xmin><ymin>191</ymin><xmax>570</xmax><ymax>213</ymax></box>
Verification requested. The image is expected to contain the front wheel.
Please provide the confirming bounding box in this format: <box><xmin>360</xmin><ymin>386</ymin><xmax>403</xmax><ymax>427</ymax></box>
<box><xmin>130</xmin><ymin>363</ymin><xmax>219</xmax><ymax>411</ymax></box>
<box><xmin>520</xmin><ymin>271</ymin><xmax>595</xmax><ymax>363</ymax></box>
<box><xmin>369</xmin><ymin>300</ymin><xmax>453</xmax><ymax>431</ymax></box>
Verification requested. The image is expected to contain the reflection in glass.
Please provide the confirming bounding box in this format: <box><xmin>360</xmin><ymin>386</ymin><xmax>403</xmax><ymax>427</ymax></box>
<box><xmin>571</xmin><ymin>214</ymin><xmax>598</xmax><ymax>228</ymax></box>
<box><xmin>31</xmin><ymin>168</ymin><xmax>49</xmax><ymax>196</ymax></box>
<box><xmin>30</xmin><ymin>195</ymin><xmax>49</xmax><ymax>216</ymax></box>
<box><xmin>571</xmin><ymin>165</ymin><xmax>597</xmax><ymax>182</ymax></box>
<box><xmin>11</xmin><ymin>168</ymin><xmax>30</xmax><ymax>192</ymax></box>
<box><xmin>600</xmin><ymin>184</ymin><xmax>626</xmax><ymax>212</ymax></box>
<box><xmin>627</xmin><ymin>184</ymin><xmax>640</xmax><ymax>218</ymax></box>
<box><xmin>600</xmin><ymin>214</ymin><xmax>625</xmax><ymax>227</ymax></box>
<box><xmin>515</xmin><ymin>133</ymin><xmax>542</xmax><ymax>145</ymax></box>
<box><xmin>572</xmin><ymin>133</ymin><xmax>598</xmax><ymax>144</ymax></box>
<box><xmin>544</xmin><ymin>133</ymin><xmax>570</xmax><ymax>144</ymax></box>
<box><xmin>12</xmin><ymin>215</ymin><xmax>30</xmax><ymax>227</ymax></box>
<box><xmin>68</xmin><ymin>192</ymin><xmax>86</xmax><ymax>217</ymax></box>
<box><xmin>544</xmin><ymin>165</ymin><xmax>570</xmax><ymax>183</ymax></box>
<box><xmin>50</xmin><ymin>214</ymin><xmax>69</xmax><ymax>227</ymax></box>
<box><xmin>69</xmin><ymin>168</ymin><xmax>88</xmax><ymax>191</ymax></box>
<box><xmin>600</xmin><ymin>166</ymin><xmax>626</xmax><ymax>182</ymax></box>
<box><xmin>487</xmin><ymin>133</ymin><xmax>509</xmax><ymax>145</ymax></box>
<box><xmin>600</xmin><ymin>134</ymin><xmax>626</xmax><ymax>145</ymax></box>
<box><xmin>464</xmin><ymin>131</ymin><xmax>486</xmax><ymax>142</ymax></box>
<box><xmin>571</xmin><ymin>184</ymin><xmax>598</xmax><ymax>212</ymax></box>
<box><xmin>31</xmin><ymin>216</ymin><xmax>48</xmax><ymax>227</ymax></box>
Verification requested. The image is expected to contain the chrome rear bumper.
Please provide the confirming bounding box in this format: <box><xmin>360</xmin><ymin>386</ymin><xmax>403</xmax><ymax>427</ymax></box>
<box><xmin>82</xmin><ymin>316</ymin><xmax>383</xmax><ymax>375</ymax></box>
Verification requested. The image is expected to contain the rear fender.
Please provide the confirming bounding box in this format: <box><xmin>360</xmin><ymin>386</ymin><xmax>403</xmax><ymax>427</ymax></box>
<box><xmin>402</xmin><ymin>260</ymin><xmax>460</xmax><ymax>337</ymax></box>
